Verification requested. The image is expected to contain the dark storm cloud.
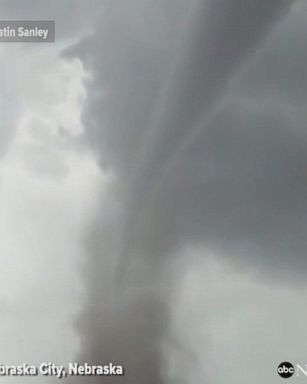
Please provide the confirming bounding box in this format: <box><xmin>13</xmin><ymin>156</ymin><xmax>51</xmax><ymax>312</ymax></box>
<box><xmin>130</xmin><ymin>1</ymin><xmax>307</xmax><ymax>281</ymax></box>
<box><xmin>131</xmin><ymin>0</ymin><xmax>295</xmax><ymax>204</ymax></box>
<box><xmin>120</xmin><ymin>0</ymin><xmax>298</xmax><ymax>276</ymax></box>
<box><xmin>68</xmin><ymin>0</ymin><xmax>299</xmax><ymax>382</ymax></box>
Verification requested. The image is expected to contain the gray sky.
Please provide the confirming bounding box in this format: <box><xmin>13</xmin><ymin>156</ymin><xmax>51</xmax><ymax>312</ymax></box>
<box><xmin>0</xmin><ymin>1</ymin><xmax>307</xmax><ymax>383</ymax></box>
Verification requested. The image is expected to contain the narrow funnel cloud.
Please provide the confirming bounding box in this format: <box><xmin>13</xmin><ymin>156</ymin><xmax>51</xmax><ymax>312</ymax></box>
<box><xmin>69</xmin><ymin>1</ymin><xmax>296</xmax><ymax>383</ymax></box>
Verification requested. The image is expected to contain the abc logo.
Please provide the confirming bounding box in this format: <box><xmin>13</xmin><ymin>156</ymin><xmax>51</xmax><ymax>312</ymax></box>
<box><xmin>277</xmin><ymin>362</ymin><xmax>295</xmax><ymax>378</ymax></box>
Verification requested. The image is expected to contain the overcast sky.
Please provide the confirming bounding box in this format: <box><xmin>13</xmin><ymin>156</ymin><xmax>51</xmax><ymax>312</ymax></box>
<box><xmin>0</xmin><ymin>1</ymin><xmax>307</xmax><ymax>383</ymax></box>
